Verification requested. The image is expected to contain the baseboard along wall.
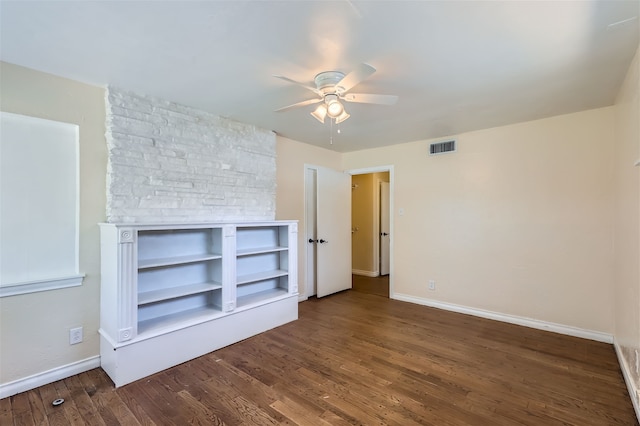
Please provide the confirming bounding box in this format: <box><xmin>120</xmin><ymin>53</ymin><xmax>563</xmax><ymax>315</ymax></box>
<box><xmin>0</xmin><ymin>356</ymin><xmax>100</xmax><ymax>399</ymax></box>
<box><xmin>392</xmin><ymin>293</ymin><xmax>613</xmax><ymax>343</ymax></box>
<box><xmin>352</xmin><ymin>269</ymin><xmax>379</xmax><ymax>277</ymax></box>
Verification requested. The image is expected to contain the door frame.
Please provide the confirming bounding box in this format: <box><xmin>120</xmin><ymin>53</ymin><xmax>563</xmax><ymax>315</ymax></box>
<box><xmin>379</xmin><ymin>180</ymin><xmax>390</xmax><ymax>275</ymax></box>
<box><xmin>303</xmin><ymin>165</ymin><xmax>318</xmax><ymax>300</ymax></box>
<box><xmin>348</xmin><ymin>165</ymin><xmax>395</xmax><ymax>297</ymax></box>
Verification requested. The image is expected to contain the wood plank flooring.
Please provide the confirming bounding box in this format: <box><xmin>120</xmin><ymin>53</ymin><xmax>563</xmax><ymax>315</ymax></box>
<box><xmin>352</xmin><ymin>274</ymin><xmax>389</xmax><ymax>297</ymax></box>
<box><xmin>3</xmin><ymin>289</ymin><xmax>638</xmax><ymax>425</ymax></box>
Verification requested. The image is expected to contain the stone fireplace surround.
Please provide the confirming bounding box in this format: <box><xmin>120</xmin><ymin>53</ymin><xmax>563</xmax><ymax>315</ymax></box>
<box><xmin>105</xmin><ymin>87</ymin><xmax>276</xmax><ymax>223</ymax></box>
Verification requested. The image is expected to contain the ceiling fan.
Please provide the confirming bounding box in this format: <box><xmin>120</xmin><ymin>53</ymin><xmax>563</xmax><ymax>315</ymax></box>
<box><xmin>274</xmin><ymin>63</ymin><xmax>398</xmax><ymax>124</ymax></box>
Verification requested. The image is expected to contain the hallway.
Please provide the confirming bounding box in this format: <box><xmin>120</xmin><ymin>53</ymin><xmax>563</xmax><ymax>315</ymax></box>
<box><xmin>351</xmin><ymin>274</ymin><xmax>389</xmax><ymax>297</ymax></box>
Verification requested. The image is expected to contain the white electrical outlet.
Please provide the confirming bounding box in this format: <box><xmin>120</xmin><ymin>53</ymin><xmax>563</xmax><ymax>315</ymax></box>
<box><xmin>428</xmin><ymin>280</ymin><xmax>436</xmax><ymax>291</ymax></box>
<box><xmin>69</xmin><ymin>327</ymin><xmax>83</xmax><ymax>345</ymax></box>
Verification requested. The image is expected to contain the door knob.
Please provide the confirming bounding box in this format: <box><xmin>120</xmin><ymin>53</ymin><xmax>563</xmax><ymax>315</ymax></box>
<box><xmin>308</xmin><ymin>238</ymin><xmax>317</xmax><ymax>243</ymax></box>
<box><xmin>381</xmin><ymin>232</ymin><xmax>389</xmax><ymax>236</ymax></box>
<box><xmin>319</xmin><ymin>239</ymin><xmax>328</xmax><ymax>244</ymax></box>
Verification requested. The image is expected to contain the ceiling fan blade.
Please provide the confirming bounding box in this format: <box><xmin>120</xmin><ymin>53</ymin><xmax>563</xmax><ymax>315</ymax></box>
<box><xmin>273</xmin><ymin>75</ymin><xmax>322</xmax><ymax>95</ymax></box>
<box><xmin>274</xmin><ymin>98</ymin><xmax>322</xmax><ymax>112</ymax></box>
<box><xmin>342</xmin><ymin>93</ymin><xmax>399</xmax><ymax>105</ymax></box>
<box><xmin>335</xmin><ymin>63</ymin><xmax>376</xmax><ymax>93</ymax></box>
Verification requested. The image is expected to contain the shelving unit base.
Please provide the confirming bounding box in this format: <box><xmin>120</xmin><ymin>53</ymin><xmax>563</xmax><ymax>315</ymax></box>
<box><xmin>100</xmin><ymin>294</ymin><xmax>297</xmax><ymax>387</ymax></box>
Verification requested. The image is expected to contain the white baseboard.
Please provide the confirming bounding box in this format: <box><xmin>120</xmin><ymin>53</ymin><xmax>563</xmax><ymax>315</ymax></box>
<box><xmin>0</xmin><ymin>356</ymin><xmax>100</xmax><ymax>399</ymax></box>
<box><xmin>614</xmin><ymin>339</ymin><xmax>640</xmax><ymax>423</ymax></box>
<box><xmin>392</xmin><ymin>293</ymin><xmax>613</xmax><ymax>343</ymax></box>
<box><xmin>352</xmin><ymin>269</ymin><xmax>379</xmax><ymax>277</ymax></box>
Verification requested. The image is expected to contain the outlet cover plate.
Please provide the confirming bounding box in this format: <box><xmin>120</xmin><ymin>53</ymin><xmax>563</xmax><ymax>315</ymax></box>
<box><xmin>69</xmin><ymin>327</ymin><xmax>83</xmax><ymax>345</ymax></box>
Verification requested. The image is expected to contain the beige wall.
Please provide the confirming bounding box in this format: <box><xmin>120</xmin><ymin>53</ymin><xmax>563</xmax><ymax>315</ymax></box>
<box><xmin>343</xmin><ymin>107</ymin><xmax>616</xmax><ymax>333</ymax></box>
<box><xmin>0</xmin><ymin>62</ymin><xmax>106</xmax><ymax>384</ymax></box>
<box><xmin>613</xmin><ymin>45</ymin><xmax>640</xmax><ymax>401</ymax></box>
<box><xmin>275</xmin><ymin>136</ymin><xmax>342</xmax><ymax>296</ymax></box>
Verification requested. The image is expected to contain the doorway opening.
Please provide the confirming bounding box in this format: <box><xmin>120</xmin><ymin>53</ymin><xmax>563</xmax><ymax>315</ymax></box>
<box><xmin>349</xmin><ymin>166</ymin><xmax>394</xmax><ymax>298</ymax></box>
<box><xmin>303</xmin><ymin>164</ymin><xmax>393</xmax><ymax>300</ymax></box>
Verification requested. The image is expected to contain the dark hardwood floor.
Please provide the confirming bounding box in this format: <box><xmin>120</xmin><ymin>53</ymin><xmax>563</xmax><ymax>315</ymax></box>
<box><xmin>352</xmin><ymin>274</ymin><xmax>389</xmax><ymax>297</ymax></box>
<box><xmin>2</xmin><ymin>289</ymin><xmax>637</xmax><ymax>425</ymax></box>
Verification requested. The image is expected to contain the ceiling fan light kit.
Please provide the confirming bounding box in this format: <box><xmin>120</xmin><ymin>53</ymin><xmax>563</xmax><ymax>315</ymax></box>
<box><xmin>334</xmin><ymin>110</ymin><xmax>350</xmax><ymax>124</ymax></box>
<box><xmin>274</xmin><ymin>63</ymin><xmax>398</xmax><ymax>127</ymax></box>
<box><xmin>325</xmin><ymin>94</ymin><xmax>344</xmax><ymax>118</ymax></box>
<box><xmin>311</xmin><ymin>100</ymin><xmax>350</xmax><ymax>124</ymax></box>
<box><xmin>311</xmin><ymin>104</ymin><xmax>327</xmax><ymax>123</ymax></box>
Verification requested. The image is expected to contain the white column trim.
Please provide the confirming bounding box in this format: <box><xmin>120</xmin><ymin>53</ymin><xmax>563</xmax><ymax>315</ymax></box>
<box><xmin>614</xmin><ymin>339</ymin><xmax>640</xmax><ymax>423</ymax></box>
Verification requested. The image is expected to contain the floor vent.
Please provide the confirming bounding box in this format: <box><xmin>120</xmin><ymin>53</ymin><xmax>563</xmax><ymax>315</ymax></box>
<box><xmin>429</xmin><ymin>139</ymin><xmax>456</xmax><ymax>155</ymax></box>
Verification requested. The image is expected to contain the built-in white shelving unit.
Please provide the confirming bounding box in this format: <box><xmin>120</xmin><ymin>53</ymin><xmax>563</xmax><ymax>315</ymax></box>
<box><xmin>99</xmin><ymin>221</ymin><xmax>298</xmax><ymax>387</ymax></box>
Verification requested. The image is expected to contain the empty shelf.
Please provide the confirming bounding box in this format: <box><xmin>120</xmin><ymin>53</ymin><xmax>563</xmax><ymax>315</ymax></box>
<box><xmin>236</xmin><ymin>288</ymin><xmax>289</xmax><ymax>309</ymax></box>
<box><xmin>236</xmin><ymin>246</ymin><xmax>288</xmax><ymax>257</ymax></box>
<box><xmin>138</xmin><ymin>253</ymin><xmax>222</xmax><ymax>269</ymax></box>
<box><xmin>137</xmin><ymin>305</ymin><xmax>223</xmax><ymax>336</ymax></box>
<box><xmin>236</xmin><ymin>269</ymin><xmax>288</xmax><ymax>285</ymax></box>
<box><xmin>138</xmin><ymin>281</ymin><xmax>222</xmax><ymax>305</ymax></box>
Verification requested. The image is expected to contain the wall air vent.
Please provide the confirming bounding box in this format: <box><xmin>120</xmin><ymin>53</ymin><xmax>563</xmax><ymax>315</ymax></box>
<box><xmin>429</xmin><ymin>139</ymin><xmax>456</xmax><ymax>155</ymax></box>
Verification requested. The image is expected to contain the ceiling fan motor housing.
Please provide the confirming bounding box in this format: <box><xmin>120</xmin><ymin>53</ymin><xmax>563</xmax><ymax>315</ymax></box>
<box><xmin>314</xmin><ymin>71</ymin><xmax>345</xmax><ymax>93</ymax></box>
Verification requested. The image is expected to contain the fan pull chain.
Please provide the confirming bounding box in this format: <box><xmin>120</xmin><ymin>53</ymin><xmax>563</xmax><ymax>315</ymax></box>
<box><xmin>330</xmin><ymin>118</ymin><xmax>334</xmax><ymax>145</ymax></box>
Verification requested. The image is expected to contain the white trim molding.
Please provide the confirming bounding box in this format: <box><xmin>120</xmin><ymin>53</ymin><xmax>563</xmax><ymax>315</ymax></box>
<box><xmin>392</xmin><ymin>293</ymin><xmax>614</xmax><ymax>343</ymax></box>
<box><xmin>0</xmin><ymin>355</ymin><xmax>100</xmax><ymax>399</ymax></box>
<box><xmin>352</xmin><ymin>269</ymin><xmax>379</xmax><ymax>277</ymax></box>
<box><xmin>0</xmin><ymin>274</ymin><xmax>85</xmax><ymax>298</ymax></box>
<box><xmin>614</xmin><ymin>339</ymin><xmax>640</xmax><ymax>423</ymax></box>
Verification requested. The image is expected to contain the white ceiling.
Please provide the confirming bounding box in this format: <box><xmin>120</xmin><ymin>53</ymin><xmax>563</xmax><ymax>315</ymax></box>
<box><xmin>1</xmin><ymin>1</ymin><xmax>638</xmax><ymax>152</ymax></box>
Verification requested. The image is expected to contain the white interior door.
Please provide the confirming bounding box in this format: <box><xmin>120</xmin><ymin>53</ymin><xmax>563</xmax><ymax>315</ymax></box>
<box><xmin>304</xmin><ymin>168</ymin><xmax>318</xmax><ymax>297</ymax></box>
<box><xmin>316</xmin><ymin>166</ymin><xmax>352</xmax><ymax>297</ymax></box>
<box><xmin>380</xmin><ymin>181</ymin><xmax>390</xmax><ymax>275</ymax></box>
